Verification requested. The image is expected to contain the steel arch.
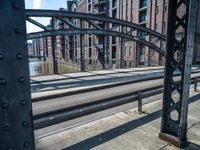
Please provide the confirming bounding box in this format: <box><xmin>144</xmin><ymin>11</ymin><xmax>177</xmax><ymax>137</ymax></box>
<box><xmin>25</xmin><ymin>9</ymin><xmax>166</xmax><ymax>41</ymax></box>
<box><xmin>27</xmin><ymin>29</ymin><xmax>165</xmax><ymax>56</ymax></box>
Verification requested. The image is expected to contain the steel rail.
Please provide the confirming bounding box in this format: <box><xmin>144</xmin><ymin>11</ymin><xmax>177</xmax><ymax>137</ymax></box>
<box><xmin>27</xmin><ymin>29</ymin><xmax>165</xmax><ymax>56</ymax></box>
<box><xmin>25</xmin><ymin>9</ymin><xmax>166</xmax><ymax>40</ymax></box>
<box><xmin>33</xmin><ymin>73</ymin><xmax>200</xmax><ymax>130</ymax></box>
<box><xmin>33</xmin><ymin>86</ymin><xmax>163</xmax><ymax>129</ymax></box>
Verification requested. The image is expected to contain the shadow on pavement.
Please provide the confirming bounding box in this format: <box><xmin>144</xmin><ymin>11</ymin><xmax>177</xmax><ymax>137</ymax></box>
<box><xmin>63</xmin><ymin>94</ymin><xmax>200</xmax><ymax>150</ymax></box>
<box><xmin>185</xmin><ymin>142</ymin><xmax>200</xmax><ymax>150</ymax></box>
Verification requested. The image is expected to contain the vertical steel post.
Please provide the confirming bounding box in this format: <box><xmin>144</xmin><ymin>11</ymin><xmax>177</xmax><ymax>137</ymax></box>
<box><xmin>80</xmin><ymin>19</ymin><xmax>85</xmax><ymax>72</ymax></box>
<box><xmin>0</xmin><ymin>0</ymin><xmax>35</xmax><ymax>149</ymax></box>
<box><xmin>52</xmin><ymin>17</ymin><xmax>58</xmax><ymax>74</ymax></box>
<box><xmin>137</xmin><ymin>92</ymin><xmax>143</xmax><ymax>114</ymax></box>
<box><xmin>104</xmin><ymin>0</ymin><xmax>109</xmax><ymax>69</ymax></box>
<box><xmin>159</xmin><ymin>0</ymin><xmax>198</xmax><ymax>147</ymax></box>
<box><xmin>194</xmin><ymin>78</ymin><xmax>198</xmax><ymax>92</ymax></box>
<box><xmin>121</xmin><ymin>26</ymin><xmax>126</xmax><ymax>68</ymax></box>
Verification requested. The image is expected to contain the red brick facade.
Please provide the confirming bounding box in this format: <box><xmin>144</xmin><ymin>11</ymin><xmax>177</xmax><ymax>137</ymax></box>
<box><xmin>30</xmin><ymin>0</ymin><xmax>200</xmax><ymax>69</ymax></box>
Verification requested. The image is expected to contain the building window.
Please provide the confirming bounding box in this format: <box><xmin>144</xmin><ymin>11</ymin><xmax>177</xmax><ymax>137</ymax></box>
<box><xmin>139</xmin><ymin>44</ymin><xmax>145</xmax><ymax>64</ymax></box>
<box><xmin>140</xmin><ymin>31</ymin><xmax>146</xmax><ymax>37</ymax></box>
<box><xmin>155</xmin><ymin>23</ymin><xmax>158</xmax><ymax>31</ymax></box>
<box><xmin>139</xmin><ymin>24</ymin><xmax>147</xmax><ymax>37</ymax></box>
<box><xmin>89</xmin><ymin>37</ymin><xmax>92</xmax><ymax>47</ymax></box>
<box><xmin>112</xmin><ymin>9</ymin><xmax>117</xmax><ymax>18</ymax></box>
<box><xmin>140</xmin><ymin>0</ymin><xmax>147</xmax><ymax>8</ymax></box>
<box><xmin>112</xmin><ymin>37</ymin><xmax>117</xmax><ymax>45</ymax></box>
<box><xmin>88</xmin><ymin>4</ymin><xmax>91</xmax><ymax>11</ymax></box>
<box><xmin>112</xmin><ymin>0</ymin><xmax>117</xmax><ymax>8</ymax></box>
<box><xmin>162</xmin><ymin>21</ymin><xmax>166</xmax><ymax>34</ymax></box>
<box><xmin>139</xmin><ymin>10</ymin><xmax>146</xmax><ymax>22</ymax></box>
<box><xmin>89</xmin><ymin>48</ymin><xmax>92</xmax><ymax>57</ymax></box>
<box><xmin>112</xmin><ymin>46</ymin><xmax>117</xmax><ymax>59</ymax></box>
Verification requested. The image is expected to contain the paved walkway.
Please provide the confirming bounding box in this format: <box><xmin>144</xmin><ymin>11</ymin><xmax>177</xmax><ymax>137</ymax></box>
<box><xmin>35</xmin><ymin>89</ymin><xmax>200</xmax><ymax>150</ymax></box>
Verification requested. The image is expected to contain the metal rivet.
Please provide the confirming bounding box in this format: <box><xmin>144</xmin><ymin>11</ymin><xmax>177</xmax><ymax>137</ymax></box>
<box><xmin>18</xmin><ymin>77</ymin><xmax>25</xmax><ymax>83</ymax></box>
<box><xmin>20</xmin><ymin>100</ymin><xmax>27</xmax><ymax>106</ymax></box>
<box><xmin>1</xmin><ymin>102</ymin><xmax>9</xmax><ymax>109</ymax></box>
<box><xmin>12</xmin><ymin>2</ymin><xmax>20</xmax><ymax>9</ymax></box>
<box><xmin>23</xmin><ymin>141</ymin><xmax>30</xmax><ymax>147</ymax></box>
<box><xmin>3</xmin><ymin>125</ymin><xmax>11</xmax><ymax>132</ymax></box>
<box><xmin>14</xmin><ymin>28</ymin><xmax>21</xmax><ymax>34</ymax></box>
<box><xmin>16</xmin><ymin>53</ymin><xmax>23</xmax><ymax>59</ymax></box>
<box><xmin>0</xmin><ymin>53</ymin><xmax>4</xmax><ymax>60</ymax></box>
<box><xmin>0</xmin><ymin>79</ymin><xmax>6</xmax><ymax>85</ymax></box>
<box><xmin>22</xmin><ymin>121</ymin><xmax>29</xmax><ymax>127</ymax></box>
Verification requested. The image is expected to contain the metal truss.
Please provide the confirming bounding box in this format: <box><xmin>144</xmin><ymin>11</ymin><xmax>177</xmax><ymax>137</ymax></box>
<box><xmin>121</xmin><ymin>26</ymin><xmax>126</xmax><ymax>68</ymax></box>
<box><xmin>27</xmin><ymin>29</ymin><xmax>165</xmax><ymax>56</ymax></box>
<box><xmin>26</xmin><ymin>9</ymin><xmax>166</xmax><ymax>40</ymax></box>
<box><xmin>159</xmin><ymin>0</ymin><xmax>198</xmax><ymax>147</ymax></box>
<box><xmin>26</xmin><ymin>9</ymin><xmax>167</xmax><ymax>69</ymax></box>
<box><xmin>0</xmin><ymin>0</ymin><xmax>35</xmax><ymax>149</ymax></box>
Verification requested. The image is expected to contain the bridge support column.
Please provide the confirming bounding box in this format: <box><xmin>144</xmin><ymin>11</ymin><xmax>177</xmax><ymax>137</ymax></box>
<box><xmin>120</xmin><ymin>26</ymin><xmax>126</xmax><ymax>68</ymax></box>
<box><xmin>80</xmin><ymin>19</ymin><xmax>85</xmax><ymax>72</ymax></box>
<box><xmin>52</xmin><ymin>17</ymin><xmax>58</xmax><ymax>74</ymax></box>
<box><xmin>159</xmin><ymin>0</ymin><xmax>198</xmax><ymax>148</ymax></box>
<box><xmin>0</xmin><ymin>0</ymin><xmax>35</xmax><ymax>149</ymax></box>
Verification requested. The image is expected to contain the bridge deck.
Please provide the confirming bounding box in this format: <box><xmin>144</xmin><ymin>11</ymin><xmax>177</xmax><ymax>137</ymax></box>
<box><xmin>31</xmin><ymin>66</ymin><xmax>200</xmax><ymax>101</ymax></box>
<box><xmin>31</xmin><ymin>67</ymin><xmax>165</xmax><ymax>99</ymax></box>
<box><xmin>35</xmin><ymin>89</ymin><xmax>200</xmax><ymax>150</ymax></box>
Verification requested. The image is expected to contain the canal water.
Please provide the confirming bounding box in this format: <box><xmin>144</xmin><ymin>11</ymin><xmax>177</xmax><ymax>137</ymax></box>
<box><xmin>29</xmin><ymin>60</ymin><xmax>79</xmax><ymax>76</ymax></box>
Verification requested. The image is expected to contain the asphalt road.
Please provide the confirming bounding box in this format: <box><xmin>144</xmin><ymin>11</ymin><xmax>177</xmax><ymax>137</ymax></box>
<box><xmin>32</xmin><ymin>71</ymin><xmax>200</xmax><ymax>116</ymax></box>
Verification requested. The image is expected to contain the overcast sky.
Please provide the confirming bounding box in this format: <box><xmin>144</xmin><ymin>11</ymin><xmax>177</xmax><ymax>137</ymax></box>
<box><xmin>25</xmin><ymin>0</ymin><xmax>67</xmax><ymax>33</ymax></box>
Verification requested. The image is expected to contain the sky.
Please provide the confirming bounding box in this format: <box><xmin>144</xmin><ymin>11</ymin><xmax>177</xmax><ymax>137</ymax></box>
<box><xmin>25</xmin><ymin>0</ymin><xmax>68</xmax><ymax>33</ymax></box>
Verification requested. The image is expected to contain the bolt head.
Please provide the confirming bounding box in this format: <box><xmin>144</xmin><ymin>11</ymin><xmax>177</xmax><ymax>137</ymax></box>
<box><xmin>3</xmin><ymin>125</ymin><xmax>11</xmax><ymax>132</ymax></box>
<box><xmin>20</xmin><ymin>100</ymin><xmax>27</xmax><ymax>106</ymax></box>
<box><xmin>14</xmin><ymin>28</ymin><xmax>21</xmax><ymax>34</ymax></box>
<box><xmin>12</xmin><ymin>2</ymin><xmax>20</xmax><ymax>9</ymax></box>
<box><xmin>18</xmin><ymin>77</ymin><xmax>25</xmax><ymax>83</ymax></box>
<box><xmin>23</xmin><ymin>141</ymin><xmax>30</xmax><ymax>147</ymax></box>
<box><xmin>0</xmin><ymin>53</ymin><xmax>4</xmax><ymax>60</ymax></box>
<box><xmin>1</xmin><ymin>102</ymin><xmax>9</xmax><ymax>109</ymax></box>
<box><xmin>0</xmin><ymin>79</ymin><xmax>6</xmax><ymax>85</ymax></box>
<box><xmin>22</xmin><ymin>121</ymin><xmax>29</xmax><ymax>127</ymax></box>
<box><xmin>16</xmin><ymin>53</ymin><xmax>23</xmax><ymax>59</ymax></box>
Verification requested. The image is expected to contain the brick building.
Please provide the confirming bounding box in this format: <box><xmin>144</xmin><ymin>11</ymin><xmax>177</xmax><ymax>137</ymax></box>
<box><xmin>68</xmin><ymin>0</ymin><xmax>168</xmax><ymax>69</ymax></box>
<box><xmin>30</xmin><ymin>0</ymin><xmax>200</xmax><ymax>70</ymax></box>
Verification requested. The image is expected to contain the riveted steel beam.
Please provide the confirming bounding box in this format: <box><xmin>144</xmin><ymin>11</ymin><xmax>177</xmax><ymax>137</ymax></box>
<box><xmin>159</xmin><ymin>0</ymin><xmax>198</xmax><ymax>148</ymax></box>
<box><xmin>56</xmin><ymin>17</ymin><xmax>77</xmax><ymax>29</ymax></box>
<box><xmin>25</xmin><ymin>9</ymin><xmax>166</xmax><ymax>41</ymax></box>
<box><xmin>27</xmin><ymin>29</ymin><xmax>165</xmax><ymax>56</ymax></box>
<box><xmin>26</xmin><ymin>17</ymin><xmax>50</xmax><ymax>31</ymax></box>
<box><xmin>0</xmin><ymin>0</ymin><xmax>35</xmax><ymax>149</ymax></box>
<box><xmin>51</xmin><ymin>17</ymin><xmax>58</xmax><ymax>74</ymax></box>
<box><xmin>80</xmin><ymin>19</ymin><xmax>85</xmax><ymax>72</ymax></box>
<box><xmin>85</xmin><ymin>19</ymin><xmax>103</xmax><ymax>29</ymax></box>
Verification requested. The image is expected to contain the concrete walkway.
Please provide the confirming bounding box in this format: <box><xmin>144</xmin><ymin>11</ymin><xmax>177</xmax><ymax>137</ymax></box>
<box><xmin>35</xmin><ymin>90</ymin><xmax>200</xmax><ymax>150</ymax></box>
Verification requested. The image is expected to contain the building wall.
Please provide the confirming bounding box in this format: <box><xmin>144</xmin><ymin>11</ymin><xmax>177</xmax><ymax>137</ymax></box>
<box><xmin>193</xmin><ymin>1</ymin><xmax>200</xmax><ymax>64</ymax></box>
<box><xmin>31</xmin><ymin>0</ymin><xmax>200</xmax><ymax>68</ymax></box>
